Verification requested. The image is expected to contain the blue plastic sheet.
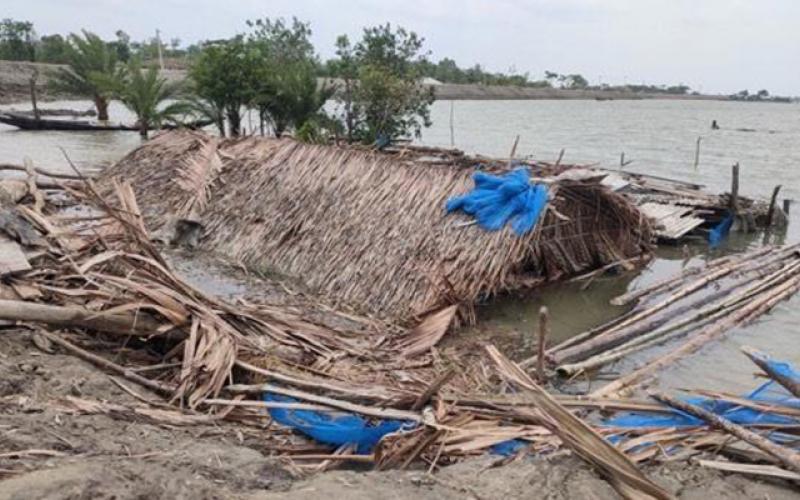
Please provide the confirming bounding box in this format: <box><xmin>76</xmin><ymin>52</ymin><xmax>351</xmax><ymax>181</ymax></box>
<box><xmin>708</xmin><ymin>212</ymin><xmax>734</xmax><ymax>247</ymax></box>
<box><xmin>604</xmin><ymin>357</ymin><xmax>800</xmax><ymax>431</ymax></box>
<box><xmin>491</xmin><ymin>439</ymin><xmax>528</xmax><ymax>456</ymax></box>
<box><xmin>263</xmin><ymin>393</ymin><xmax>413</xmax><ymax>454</ymax></box>
<box><xmin>446</xmin><ymin>168</ymin><xmax>548</xmax><ymax>235</ymax></box>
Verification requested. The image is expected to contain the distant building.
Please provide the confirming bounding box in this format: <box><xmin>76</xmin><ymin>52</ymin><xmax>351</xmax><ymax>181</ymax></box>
<box><xmin>421</xmin><ymin>77</ymin><xmax>443</xmax><ymax>86</ymax></box>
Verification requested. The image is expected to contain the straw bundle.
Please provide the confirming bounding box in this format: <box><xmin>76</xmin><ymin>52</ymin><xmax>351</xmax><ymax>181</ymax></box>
<box><xmin>100</xmin><ymin>131</ymin><xmax>652</xmax><ymax>324</ymax></box>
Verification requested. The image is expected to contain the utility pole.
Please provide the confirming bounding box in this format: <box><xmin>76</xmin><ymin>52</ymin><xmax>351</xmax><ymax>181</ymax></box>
<box><xmin>156</xmin><ymin>29</ymin><xmax>164</xmax><ymax>71</ymax></box>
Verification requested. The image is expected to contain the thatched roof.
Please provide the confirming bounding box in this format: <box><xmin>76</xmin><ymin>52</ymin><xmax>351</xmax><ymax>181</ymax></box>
<box><xmin>100</xmin><ymin>131</ymin><xmax>652</xmax><ymax>324</ymax></box>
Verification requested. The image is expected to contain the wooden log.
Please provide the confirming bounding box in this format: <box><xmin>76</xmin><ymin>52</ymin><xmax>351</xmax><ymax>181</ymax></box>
<box><xmin>766</xmin><ymin>185</ymin><xmax>782</xmax><ymax>227</ymax></box>
<box><xmin>591</xmin><ymin>274</ymin><xmax>800</xmax><ymax>398</ymax></box>
<box><xmin>652</xmin><ymin>392</ymin><xmax>800</xmax><ymax>473</ymax></box>
<box><xmin>0</xmin><ymin>299</ymin><xmax>167</xmax><ymax>338</ymax></box>
<box><xmin>741</xmin><ymin>346</ymin><xmax>800</xmax><ymax>398</ymax></box>
<box><xmin>537</xmin><ymin>306</ymin><xmax>549</xmax><ymax>384</ymax></box>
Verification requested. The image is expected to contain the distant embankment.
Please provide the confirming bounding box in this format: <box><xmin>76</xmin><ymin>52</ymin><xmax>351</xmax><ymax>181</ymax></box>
<box><xmin>431</xmin><ymin>83</ymin><xmax>729</xmax><ymax>101</ymax></box>
<box><xmin>0</xmin><ymin>60</ymin><xmax>184</xmax><ymax>105</ymax></box>
<box><xmin>1</xmin><ymin>59</ymin><xmax>730</xmax><ymax>105</ymax></box>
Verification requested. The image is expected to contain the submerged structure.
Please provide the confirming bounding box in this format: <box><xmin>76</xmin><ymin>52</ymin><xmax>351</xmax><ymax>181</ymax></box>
<box><xmin>100</xmin><ymin>131</ymin><xmax>652</xmax><ymax>324</ymax></box>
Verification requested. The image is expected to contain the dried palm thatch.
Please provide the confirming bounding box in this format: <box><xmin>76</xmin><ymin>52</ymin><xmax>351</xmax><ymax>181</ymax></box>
<box><xmin>99</xmin><ymin>131</ymin><xmax>652</xmax><ymax>324</ymax></box>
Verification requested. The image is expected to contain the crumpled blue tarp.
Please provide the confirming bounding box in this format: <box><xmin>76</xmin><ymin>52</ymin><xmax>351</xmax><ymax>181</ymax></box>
<box><xmin>264</xmin><ymin>393</ymin><xmax>413</xmax><ymax>454</ymax></box>
<box><xmin>709</xmin><ymin>212</ymin><xmax>734</xmax><ymax>247</ymax></box>
<box><xmin>604</xmin><ymin>357</ymin><xmax>800</xmax><ymax>430</ymax></box>
<box><xmin>491</xmin><ymin>439</ymin><xmax>529</xmax><ymax>456</ymax></box>
<box><xmin>446</xmin><ymin>168</ymin><xmax>549</xmax><ymax>235</ymax></box>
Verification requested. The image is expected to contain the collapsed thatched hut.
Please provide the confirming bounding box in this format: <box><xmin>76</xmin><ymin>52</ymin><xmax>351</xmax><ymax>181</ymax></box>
<box><xmin>100</xmin><ymin>131</ymin><xmax>652</xmax><ymax>324</ymax></box>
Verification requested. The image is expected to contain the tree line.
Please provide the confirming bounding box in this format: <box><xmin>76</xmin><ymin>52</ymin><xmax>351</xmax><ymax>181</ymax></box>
<box><xmin>3</xmin><ymin>17</ymin><xmax>716</xmax><ymax>142</ymax></box>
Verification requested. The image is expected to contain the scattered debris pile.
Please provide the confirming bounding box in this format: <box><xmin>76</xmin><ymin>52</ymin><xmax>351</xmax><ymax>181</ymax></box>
<box><xmin>99</xmin><ymin>131</ymin><xmax>653</xmax><ymax>324</ymax></box>
<box><xmin>0</xmin><ymin>167</ymin><xmax>797</xmax><ymax>495</ymax></box>
<box><xmin>599</xmin><ymin>169</ymin><xmax>786</xmax><ymax>243</ymax></box>
<box><xmin>601</xmin><ymin>346</ymin><xmax>800</xmax><ymax>479</ymax></box>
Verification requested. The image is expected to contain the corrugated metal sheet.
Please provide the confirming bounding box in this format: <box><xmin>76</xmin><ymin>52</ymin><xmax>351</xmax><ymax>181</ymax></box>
<box><xmin>639</xmin><ymin>202</ymin><xmax>705</xmax><ymax>241</ymax></box>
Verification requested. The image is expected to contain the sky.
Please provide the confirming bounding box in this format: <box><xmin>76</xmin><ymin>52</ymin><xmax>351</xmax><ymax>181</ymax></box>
<box><xmin>6</xmin><ymin>0</ymin><xmax>800</xmax><ymax>95</ymax></box>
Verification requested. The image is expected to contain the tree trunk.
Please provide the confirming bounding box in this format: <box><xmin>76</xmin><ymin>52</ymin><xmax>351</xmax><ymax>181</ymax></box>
<box><xmin>226</xmin><ymin>109</ymin><xmax>241</xmax><ymax>137</ymax></box>
<box><xmin>94</xmin><ymin>95</ymin><xmax>109</xmax><ymax>121</ymax></box>
<box><xmin>139</xmin><ymin>121</ymin><xmax>149</xmax><ymax>139</ymax></box>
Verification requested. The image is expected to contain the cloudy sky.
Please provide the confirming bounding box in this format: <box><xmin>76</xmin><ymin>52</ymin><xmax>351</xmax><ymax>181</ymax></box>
<box><xmin>7</xmin><ymin>0</ymin><xmax>800</xmax><ymax>95</ymax></box>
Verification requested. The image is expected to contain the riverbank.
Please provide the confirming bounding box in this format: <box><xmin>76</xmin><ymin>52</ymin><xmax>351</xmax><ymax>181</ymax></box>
<box><xmin>0</xmin><ymin>60</ymin><xmax>737</xmax><ymax>105</ymax></box>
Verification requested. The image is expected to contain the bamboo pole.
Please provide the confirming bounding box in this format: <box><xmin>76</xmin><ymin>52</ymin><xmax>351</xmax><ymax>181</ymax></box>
<box><xmin>224</xmin><ymin>382</ymin><xmax>423</xmax><ymax>423</ymax></box>
<box><xmin>0</xmin><ymin>299</ymin><xmax>167</xmax><ymax>338</ymax></box>
<box><xmin>609</xmin><ymin>245</ymin><xmax>773</xmax><ymax>307</ymax></box>
<box><xmin>591</xmin><ymin>274</ymin><xmax>800</xmax><ymax>398</ymax></box>
<box><xmin>557</xmin><ymin>260</ymin><xmax>800</xmax><ymax>375</ymax></box>
<box><xmin>652</xmin><ymin>392</ymin><xmax>800</xmax><ymax>473</ymax></box>
<box><xmin>555</xmin><ymin>247</ymin><xmax>797</xmax><ymax>365</ymax></box>
<box><xmin>741</xmin><ymin>346</ymin><xmax>800</xmax><ymax>398</ymax></box>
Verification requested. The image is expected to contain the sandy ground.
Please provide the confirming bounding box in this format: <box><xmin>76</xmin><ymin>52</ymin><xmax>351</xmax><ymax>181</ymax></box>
<box><xmin>2</xmin><ymin>324</ymin><xmax>798</xmax><ymax>499</ymax></box>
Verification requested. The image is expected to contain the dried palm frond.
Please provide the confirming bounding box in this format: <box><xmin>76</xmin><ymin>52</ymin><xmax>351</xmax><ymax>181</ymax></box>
<box><xmin>174</xmin><ymin>136</ymin><xmax>222</xmax><ymax>218</ymax></box>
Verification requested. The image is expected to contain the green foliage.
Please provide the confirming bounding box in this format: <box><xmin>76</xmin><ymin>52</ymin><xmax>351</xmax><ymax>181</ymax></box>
<box><xmin>0</xmin><ymin>18</ymin><xmax>35</xmax><ymax>61</ymax></box>
<box><xmin>329</xmin><ymin>24</ymin><xmax>434</xmax><ymax>143</ymax></box>
<box><xmin>49</xmin><ymin>31</ymin><xmax>119</xmax><ymax>120</ymax></box>
<box><xmin>188</xmin><ymin>37</ymin><xmax>258</xmax><ymax>136</ymax></box>
<box><xmin>246</xmin><ymin>17</ymin><xmax>332</xmax><ymax>136</ymax></box>
<box><xmin>110</xmin><ymin>61</ymin><xmax>189</xmax><ymax>138</ymax></box>
<box><xmin>36</xmin><ymin>34</ymin><xmax>69</xmax><ymax>63</ymax></box>
<box><xmin>183</xmin><ymin>94</ymin><xmax>225</xmax><ymax>136</ymax></box>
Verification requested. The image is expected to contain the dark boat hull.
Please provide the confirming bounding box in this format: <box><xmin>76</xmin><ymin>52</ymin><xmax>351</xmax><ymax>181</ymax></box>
<box><xmin>0</xmin><ymin>113</ymin><xmax>211</xmax><ymax>132</ymax></box>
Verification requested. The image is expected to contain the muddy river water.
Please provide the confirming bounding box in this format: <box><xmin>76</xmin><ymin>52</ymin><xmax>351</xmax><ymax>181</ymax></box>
<box><xmin>1</xmin><ymin>98</ymin><xmax>798</xmax><ymax>395</ymax></box>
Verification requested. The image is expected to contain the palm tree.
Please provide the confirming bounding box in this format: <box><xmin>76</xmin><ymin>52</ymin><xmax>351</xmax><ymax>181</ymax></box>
<box><xmin>258</xmin><ymin>62</ymin><xmax>334</xmax><ymax>137</ymax></box>
<box><xmin>183</xmin><ymin>94</ymin><xmax>226</xmax><ymax>136</ymax></box>
<box><xmin>50</xmin><ymin>31</ymin><xmax>118</xmax><ymax>121</ymax></box>
<box><xmin>113</xmin><ymin>62</ymin><xmax>189</xmax><ymax>138</ymax></box>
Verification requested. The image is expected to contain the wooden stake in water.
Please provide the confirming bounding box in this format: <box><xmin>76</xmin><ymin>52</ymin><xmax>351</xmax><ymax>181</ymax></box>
<box><xmin>449</xmin><ymin>100</ymin><xmax>455</xmax><ymax>147</ymax></box>
<box><xmin>28</xmin><ymin>67</ymin><xmax>40</xmax><ymax>121</ymax></box>
<box><xmin>538</xmin><ymin>306</ymin><xmax>549</xmax><ymax>384</ymax></box>
<box><xmin>555</xmin><ymin>149</ymin><xmax>565</xmax><ymax>167</ymax></box>
<box><xmin>507</xmin><ymin>135</ymin><xmax>520</xmax><ymax>168</ymax></box>
<box><xmin>693</xmin><ymin>136</ymin><xmax>702</xmax><ymax>170</ymax></box>
<box><xmin>767</xmin><ymin>185</ymin><xmax>782</xmax><ymax>227</ymax></box>
<box><xmin>730</xmin><ymin>163</ymin><xmax>740</xmax><ymax>213</ymax></box>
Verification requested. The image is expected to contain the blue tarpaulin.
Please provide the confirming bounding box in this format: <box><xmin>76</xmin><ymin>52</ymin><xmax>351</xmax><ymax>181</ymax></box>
<box><xmin>263</xmin><ymin>393</ymin><xmax>413</xmax><ymax>454</ymax></box>
<box><xmin>604</xmin><ymin>357</ymin><xmax>800</xmax><ymax>431</ymax></box>
<box><xmin>708</xmin><ymin>212</ymin><xmax>734</xmax><ymax>247</ymax></box>
<box><xmin>446</xmin><ymin>168</ymin><xmax>548</xmax><ymax>235</ymax></box>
